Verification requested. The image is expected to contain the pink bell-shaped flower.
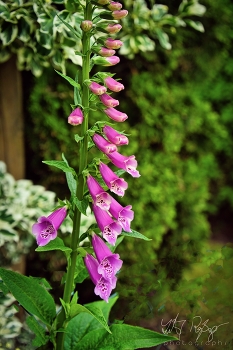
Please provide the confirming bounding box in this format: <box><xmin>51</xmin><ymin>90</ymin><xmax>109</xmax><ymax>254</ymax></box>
<box><xmin>32</xmin><ymin>207</ymin><xmax>67</xmax><ymax>246</ymax></box>
<box><xmin>99</xmin><ymin>162</ymin><xmax>128</xmax><ymax>196</ymax></box>
<box><xmin>92</xmin><ymin>204</ymin><xmax>122</xmax><ymax>245</ymax></box>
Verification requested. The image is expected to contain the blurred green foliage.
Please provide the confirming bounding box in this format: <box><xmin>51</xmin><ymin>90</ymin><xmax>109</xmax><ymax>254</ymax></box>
<box><xmin>23</xmin><ymin>0</ymin><xmax>233</xmax><ymax>339</ymax></box>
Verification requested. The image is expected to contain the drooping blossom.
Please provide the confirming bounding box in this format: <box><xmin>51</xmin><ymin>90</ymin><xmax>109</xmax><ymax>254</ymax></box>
<box><xmin>99</xmin><ymin>94</ymin><xmax>119</xmax><ymax>107</ymax></box>
<box><xmin>68</xmin><ymin>108</ymin><xmax>84</xmax><ymax>126</ymax></box>
<box><xmin>84</xmin><ymin>254</ymin><xmax>115</xmax><ymax>302</ymax></box>
<box><xmin>112</xmin><ymin>10</ymin><xmax>128</xmax><ymax>20</ymax></box>
<box><xmin>87</xmin><ymin>175</ymin><xmax>111</xmax><ymax>210</ymax></box>
<box><xmin>92</xmin><ymin>234</ymin><xmax>123</xmax><ymax>281</ymax></box>
<box><xmin>104</xmin><ymin>76</ymin><xmax>124</xmax><ymax>92</ymax></box>
<box><xmin>99</xmin><ymin>162</ymin><xmax>128</xmax><ymax>196</ymax></box>
<box><xmin>108</xmin><ymin>1</ymin><xmax>123</xmax><ymax>11</ymax></box>
<box><xmin>107</xmin><ymin>151</ymin><xmax>141</xmax><ymax>177</ymax></box>
<box><xmin>104</xmin><ymin>38</ymin><xmax>123</xmax><ymax>50</ymax></box>
<box><xmin>93</xmin><ymin>204</ymin><xmax>122</xmax><ymax>245</ymax></box>
<box><xmin>105</xmin><ymin>23</ymin><xmax>122</xmax><ymax>34</ymax></box>
<box><xmin>93</xmin><ymin>134</ymin><xmax>117</xmax><ymax>154</ymax></box>
<box><xmin>109</xmin><ymin>197</ymin><xmax>134</xmax><ymax>232</ymax></box>
<box><xmin>104</xmin><ymin>107</ymin><xmax>128</xmax><ymax>122</ymax></box>
<box><xmin>88</xmin><ymin>81</ymin><xmax>107</xmax><ymax>95</ymax></box>
<box><xmin>32</xmin><ymin>207</ymin><xmax>67</xmax><ymax>246</ymax></box>
<box><xmin>103</xmin><ymin>125</ymin><xmax>129</xmax><ymax>145</ymax></box>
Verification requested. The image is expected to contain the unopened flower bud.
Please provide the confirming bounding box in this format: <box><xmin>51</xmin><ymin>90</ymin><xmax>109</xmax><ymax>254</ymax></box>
<box><xmin>92</xmin><ymin>56</ymin><xmax>120</xmax><ymax>66</ymax></box>
<box><xmin>80</xmin><ymin>20</ymin><xmax>93</xmax><ymax>32</ymax></box>
<box><xmin>112</xmin><ymin>10</ymin><xmax>128</xmax><ymax>19</ymax></box>
<box><xmin>105</xmin><ymin>23</ymin><xmax>122</xmax><ymax>34</ymax></box>
<box><xmin>68</xmin><ymin>108</ymin><xmax>84</xmax><ymax>126</ymax></box>
<box><xmin>100</xmin><ymin>93</ymin><xmax>119</xmax><ymax>107</ymax></box>
<box><xmin>104</xmin><ymin>38</ymin><xmax>123</xmax><ymax>49</ymax></box>
<box><xmin>104</xmin><ymin>76</ymin><xmax>124</xmax><ymax>92</ymax></box>
<box><xmin>104</xmin><ymin>107</ymin><xmax>128</xmax><ymax>122</ymax></box>
<box><xmin>88</xmin><ymin>81</ymin><xmax>107</xmax><ymax>95</ymax></box>
<box><xmin>108</xmin><ymin>1</ymin><xmax>122</xmax><ymax>11</ymax></box>
<box><xmin>92</xmin><ymin>45</ymin><xmax>116</xmax><ymax>57</ymax></box>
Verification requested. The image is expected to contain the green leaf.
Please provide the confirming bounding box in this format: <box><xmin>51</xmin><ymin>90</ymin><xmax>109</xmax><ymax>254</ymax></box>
<box><xmin>72</xmin><ymin>323</ymin><xmax>177</xmax><ymax>349</ymax></box>
<box><xmin>73</xmin><ymin>196</ymin><xmax>89</xmax><ymax>216</ymax></box>
<box><xmin>56</xmin><ymin>13</ymin><xmax>81</xmax><ymax>39</ymax></box>
<box><xmin>121</xmin><ymin>229</ymin><xmax>151</xmax><ymax>241</ymax></box>
<box><xmin>62</xmin><ymin>153</ymin><xmax>77</xmax><ymax>196</ymax></box>
<box><xmin>43</xmin><ymin>160</ymin><xmax>76</xmax><ymax>175</ymax></box>
<box><xmin>155</xmin><ymin>29</ymin><xmax>172</xmax><ymax>50</ymax></box>
<box><xmin>74</xmin><ymin>254</ymin><xmax>89</xmax><ymax>284</ymax></box>
<box><xmin>0</xmin><ymin>24</ymin><xmax>18</xmax><ymax>46</ymax></box>
<box><xmin>55</xmin><ymin>70</ymin><xmax>81</xmax><ymax>89</ymax></box>
<box><xmin>68</xmin><ymin>303</ymin><xmax>111</xmax><ymax>333</ymax></box>
<box><xmin>74</xmin><ymin>71</ymin><xmax>82</xmax><ymax>105</ymax></box>
<box><xmin>64</xmin><ymin>296</ymin><xmax>118</xmax><ymax>350</ymax></box>
<box><xmin>26</xmin><ymin>316</ymin><xmax>49</xmax><ymax>347</ymax></box>
<box><xmin>36</xmin><ymin>237</ymin><xmax>72</xmax><ymax>256</ymax></box>
<box><xmin>185</xmin><ymin>19</ymin><xmax>205</xmax><ymax>33</ymax></box>
<box><xmin>0</xmin><ymin>281</ymin><xmax>9</xmax><ymax>295</ymax></box>
<box><xmin>74</xmin><ymin>134</ymin><xmax>84</xmax><ymax>143</ymax></box>
<box><xmin>0</xmin><ymin>268</ymin><xmax>56</xmax><ymax>325</ymax></box>
<box><xmin>29</xmin><ymin>277</ymin><xmax>52</xmax><ymax>290</ymax></box>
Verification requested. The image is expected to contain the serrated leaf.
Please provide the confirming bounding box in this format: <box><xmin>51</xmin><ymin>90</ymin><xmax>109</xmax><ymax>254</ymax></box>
<box><xmin>68</xmin><ymin>303</ymin><xmax>111</xmax><ymax>333</ymax></box>
<box><xmin>121</xmin><ymin>229</ymin><xmax>151</xmax><ymax>241</ymax></box>
<box><xmin>73</xmin><ymin>196</ymin><xmax>89</xmax><ymax>216</ymax></box>
<box><xmin>42</xmin><ymin>160</ymin><xmax>76</xmax><ymax>175</ymax></box>
<box><xmin>0</xmin><ymin>268</ymin><xmax>56</xmax><ymax>325</ymax></box>
<box><xmin>64</xmin><ymin>295</ymin><xmax>118</xmax><ymax>350</ymax></box>
<box><xmin>26</xmin><ymin>316</ymin><xmax>49</xmax><ymax>347</ymax></box>
<box><xmin>29</xmin><ymin>277</ymin><xmax>52</xmax><ymax>290</ymax></box>
<box><xmin>74</xmin><ymin>324</ymin><xmax>177</xmax><ymax>350</ymax></box>
<box><xmin>55</xmin><ymin>70</ymin><xmax>81</xmax><ymax>89</ymax></box>
<box><xmin>36</xmin><ymin>237</ymin><xmax>72</xmax><ymax>256</ymax></box>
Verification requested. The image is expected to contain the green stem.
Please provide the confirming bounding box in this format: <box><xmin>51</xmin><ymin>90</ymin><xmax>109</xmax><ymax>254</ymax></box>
<box><xmin>56</xmin><ymin>2</ymin><xmax>92</xmax><ymax>350</ymax></box>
